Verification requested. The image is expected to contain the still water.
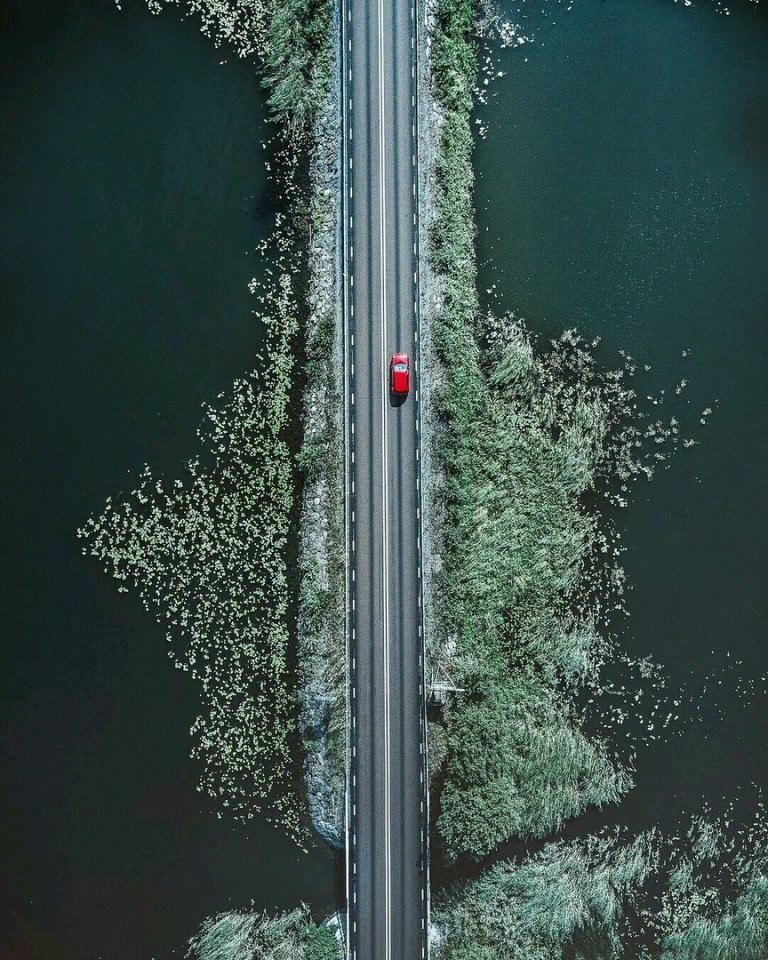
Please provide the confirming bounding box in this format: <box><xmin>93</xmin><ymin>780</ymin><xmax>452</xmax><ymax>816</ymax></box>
<box><xmin>0</xmin><ymin>2</ymin><xmax>336</xmax><ymax>957</ymax></box>
<box><xmin>475</xmin><ymin>0</ymin><xmax>768</xmax><ymax>838</ymax></box>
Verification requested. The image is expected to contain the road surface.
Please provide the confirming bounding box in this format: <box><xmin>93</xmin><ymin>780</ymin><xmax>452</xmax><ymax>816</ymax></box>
<box><xmin>341</xmin><ymin>0</ymin><xmax>429</xmax><ymax>953</ymax></box>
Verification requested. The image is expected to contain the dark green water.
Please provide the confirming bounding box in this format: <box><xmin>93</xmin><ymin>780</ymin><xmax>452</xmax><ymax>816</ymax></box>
<box><xmin>0</xmin><ymin>2</ymin><xmax>335</xmax><ymax>957</ymax></box>
<box><xmin>476</xmin><ymin>0</ymin><xmax>768</xmax><ymax>836</ymax></box>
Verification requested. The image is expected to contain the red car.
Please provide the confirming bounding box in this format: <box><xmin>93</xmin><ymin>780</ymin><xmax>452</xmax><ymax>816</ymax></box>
<box><xmin>390</xmin><ymin>353</ymin><xmax>410</xmax><ymax>396</ymax></box>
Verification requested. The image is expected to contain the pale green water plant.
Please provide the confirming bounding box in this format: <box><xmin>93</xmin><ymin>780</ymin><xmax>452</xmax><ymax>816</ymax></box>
<box><xmin>79</xmin><ymin>268</ymin><xmax>304</xmax><ymax>836</ymax></box>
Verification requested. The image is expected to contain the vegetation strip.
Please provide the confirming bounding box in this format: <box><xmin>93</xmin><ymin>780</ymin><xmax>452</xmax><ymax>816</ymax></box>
<box><xmin>426</xmin><ymin>0</ymin><xmax>635</xmax><ymax>863</ymax></box>
<box><xmin>86</xmin><ymin>0</ymin><xmax>345</xmax><ymax>951</ymax></box>
<box><xmin>423</xmin><ymin>0</ymin><xmax>768</xmax><ymax>956</ymax></box>
<box><xmin>295</xmin><ymin>21</ymin><xmax>347</xmax><ymax>846</ymax></box>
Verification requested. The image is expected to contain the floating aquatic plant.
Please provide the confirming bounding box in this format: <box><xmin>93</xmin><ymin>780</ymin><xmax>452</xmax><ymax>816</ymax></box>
<box><xmin>79</xmin><ymin>263</ymin><xmax>304</xmax><ymax>836</ymax></box>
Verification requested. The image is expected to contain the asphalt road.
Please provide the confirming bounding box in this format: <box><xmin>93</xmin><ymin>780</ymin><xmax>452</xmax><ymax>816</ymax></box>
<box><xmin>341</xmin><ymin>0</ymin><xmax>428</xmax><ymax>954</ymax></box>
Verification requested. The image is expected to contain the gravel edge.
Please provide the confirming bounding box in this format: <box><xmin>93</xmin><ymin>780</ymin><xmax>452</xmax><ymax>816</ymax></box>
<box><xmin>296</xmin><ymin>0</ymin><xmax>346</xmax><ymax>849</ymax></box>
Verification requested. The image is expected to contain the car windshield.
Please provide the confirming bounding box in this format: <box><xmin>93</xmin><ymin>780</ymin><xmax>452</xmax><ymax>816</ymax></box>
<box><xmin>394</xmin><ymin>362</ymin><xmax>407</xmax><ymax>371</ymax></box>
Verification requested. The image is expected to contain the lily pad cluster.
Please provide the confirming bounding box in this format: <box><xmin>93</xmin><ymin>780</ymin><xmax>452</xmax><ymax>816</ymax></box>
<box><xmin>79</xmin><ymin>269</ymin><xmax>302</xmax><ymax>836</ymax></box>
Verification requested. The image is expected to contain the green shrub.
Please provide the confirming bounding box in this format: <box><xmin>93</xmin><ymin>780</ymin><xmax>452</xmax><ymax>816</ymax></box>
<box><xmin>263</xmin><ymin>0</ymin><xmax>332</xmax><ymax>131</ymax></box>
<box><xmin>297</xmin><ymin>430</ymin><xmax>327</xmax><ymax>481</ymax></box>
<box><xmin>301</xmin><ymin>554</ymin><xmax>332</xmax><ymax>633</ymax></box>
<box><xmin>307</xmin><ymin>311</ymin><xmax>335</xmax><ymax>361</ymax></box>
<box><xmin>427</xmin><ymin>720</ymin><xmax>449</xmax><ymax>783</ymax></box>
<box><xmin>304</xmin><ymin>923</ymin><xmax>341</xmax><ymax>960</ymax></box>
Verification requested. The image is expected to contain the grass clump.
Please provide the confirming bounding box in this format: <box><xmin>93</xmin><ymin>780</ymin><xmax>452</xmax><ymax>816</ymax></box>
<box><xmin>262</xmin><ymin>0</ymin><xmax>332</xmax><ymax>132</ymax></box>
<box><xmin>434</xmin><ymin>820</ymin><xmax>768</xmax><ymax>960</ymax></box>
<box><xmin>427</xmin><ymin>0</ymin><xmax>633</xmax><ymax>862</ymax></box>
<box><xmin>187</xmin><ymin>907</ymin><xmax>342</xmax><ymax>960</ymax></box>
<box><xmin>435</xmin><ymin>832</ymin><xmax>656</xmax><ymax>960</ymax></box>
<box><xmin>142</xmin><ymin>0</ymin><xmax>332</xmax><ymax>136</ymax></box>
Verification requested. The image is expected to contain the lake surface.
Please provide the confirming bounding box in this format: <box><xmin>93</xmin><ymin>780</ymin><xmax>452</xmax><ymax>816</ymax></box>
<box><xmin>475</xmin><ymin>0</ymin><xmax>768</xmax><ymax>840</ymax></box>
<box><xmin>0</xmin><ymin>2</ymin><xmax>336</xmax><ymax>957</ymax></box>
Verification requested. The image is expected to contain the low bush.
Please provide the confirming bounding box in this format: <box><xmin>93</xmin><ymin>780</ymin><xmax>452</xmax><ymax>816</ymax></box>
<box><xmin>297</xmin><ymin>429</ymin><xmax>328</xmax><ymax>481</ymax></box>
<box><xmin>304</xmin><ymin>922</ymin><xmax>342</xmax><ymax>960</ymax></box>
